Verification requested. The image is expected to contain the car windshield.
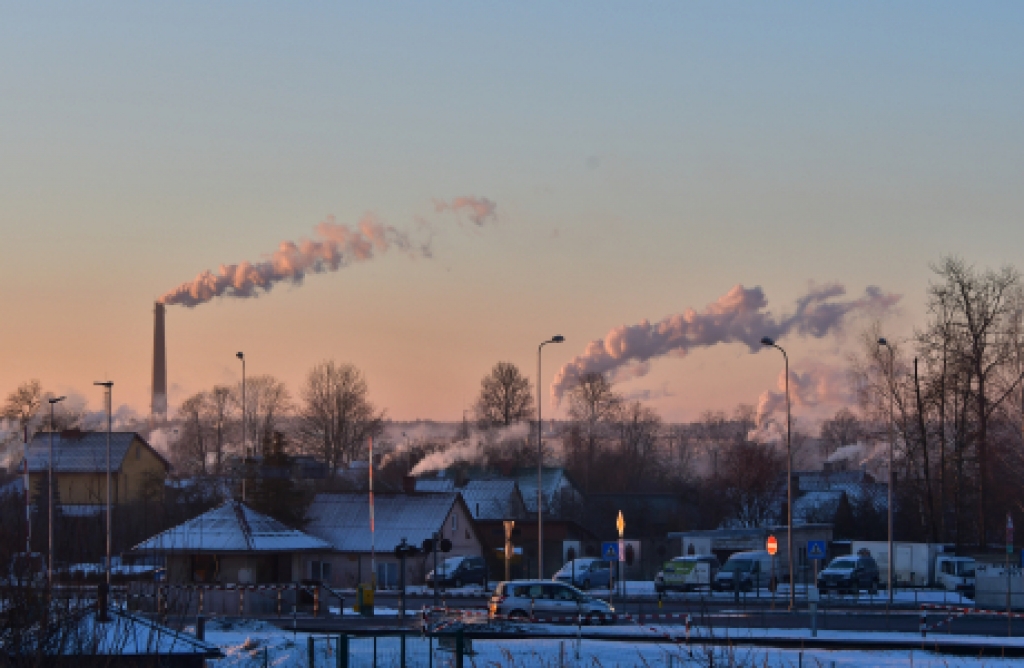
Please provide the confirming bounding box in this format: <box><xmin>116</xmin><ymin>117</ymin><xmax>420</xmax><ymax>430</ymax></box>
<box><xmin>557</xmin><ymin>559</ymin><xmax>593</xmax><ymax>574</ymax></box>
<box><xmin>436</xmin><ymin>557</ymin><xmax>465</xmax><ymax>575</ymax></box>
<box><xmin>828</xmin><ymin>558</ymin><xmax>858</xmax><ymax>570</ymax></box>
<box><xmin>721</xmin><ymin>558</ymin><xmax>754</xmax><ymax>574</ymax></box>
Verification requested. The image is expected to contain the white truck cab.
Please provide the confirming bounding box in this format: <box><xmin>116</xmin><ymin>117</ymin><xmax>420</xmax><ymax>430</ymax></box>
<box><xmin>935</xmin><ymin>555</ymin><xmax>976</xmax><ymax>593</ymax></box>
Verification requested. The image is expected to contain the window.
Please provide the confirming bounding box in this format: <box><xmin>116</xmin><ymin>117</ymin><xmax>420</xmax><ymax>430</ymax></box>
<box><xmin>452</xmin><ymin>514</ymin><xmax>458</xmax><ymax>533</ymax></box>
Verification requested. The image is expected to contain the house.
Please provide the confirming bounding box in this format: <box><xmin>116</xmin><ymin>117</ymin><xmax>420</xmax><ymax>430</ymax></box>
<box><xmin>304</xmin><ymin>492</ymin><xmax>484</xmax><ymax>588</ymax></box>
<box><xmin>413</xmin><ymin>467</ymin><xmax>594</xmax><ymax>578</ymax></box>
<box><xmin>133</xmin><ymin>500</ymin><xmax>331</xmax><ymax>585</ymax></box>
<box><xmin>19</xmin><ymin>431</ymin><xmax>169</xmax><ymax>513</ymax></box>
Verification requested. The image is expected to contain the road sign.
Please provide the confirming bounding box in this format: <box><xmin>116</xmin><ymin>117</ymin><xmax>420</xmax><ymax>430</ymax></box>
<box><xmin>807</xmin><ymin>540</ymin><xmax>826</xmax><ymax>561</ymax></box>
<box><xmin>766</xmin><ymin>535</ymin><xmax>778</xmax><ymax>556</ymax></box>
<box><xmin>601</xmin><ymin>541</ymin><xmax>619</xmax><ymax>561</ymax></box>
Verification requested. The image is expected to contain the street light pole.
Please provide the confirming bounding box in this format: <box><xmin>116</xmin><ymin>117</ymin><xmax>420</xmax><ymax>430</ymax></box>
<box><xmin>236</xmin><ymin>352</ymin><xmax>246</xmax><ymax>502</ymax></box>
<box><xmin>537</xmin><ymin>335</ymin><xmax>564</xmax><ymax>579</ymax></box>
<box><xmin>879</xmin><ymin>337</ymin><xmax>896</xmax><ymax>605</ymax></box>
<box><xmin>760</xmin><ymin>338</ymin><xmax>794</xmax><ymax>611</ymax></box>
<box><xmin>94</xmin><ymin>381</ymin><xmax>114</xmax><ymax>585</ymax></box>
<box><xmin>47</xmin><ymin>395</ymin><xmax>66</xmax><ymax>585</ymax></box>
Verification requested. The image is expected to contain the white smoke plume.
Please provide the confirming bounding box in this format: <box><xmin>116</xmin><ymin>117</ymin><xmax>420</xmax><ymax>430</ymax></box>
<box><xmin>409</xmin><ymin>423</ymin><xmax>530</xmax><ymax>476</ymax></box>
<box><xmin>433</xmin><ymin>196</ymin><xmax>498</xmax><ymax>226</ymax></box>
<box><xmin>551</xmin><ymin>283</ymin><xmax>899</xmax><ymax>404</ymax></box>
<box><xmin>160</xmin><ymin>213</ymin><xmax>431</xmax><ymax>307</ymax></box>
<box><xmin>754</xmin><ymin>362</ymin><xmax>854</xmax><ymax>427</ymax></box>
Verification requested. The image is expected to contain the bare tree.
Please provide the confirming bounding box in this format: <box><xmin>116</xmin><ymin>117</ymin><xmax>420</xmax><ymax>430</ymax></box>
<box><xmin>175</xmin><ymin>392</ymin><xmax>208</xmax><ymax>474</ymax></box>
<box><xmin>299</xmin><ymin>361</ymin><xmax>384</xmax><ymax>472</ymax></box>
<box><xmin>717</xmin><ymin>441</ymin><xmax>785</xmax><ymax>528</ymax></box>
<box><xmin>236</xmin><ymin>375</ymin><xmax>292</xmax><ymax>456</ymax></box>
<box><xmin>614</xmin><ymin>400</ymin><xmax>663</xmax><ymax>487</ymax></box>
<box><xmin>473</xmin><ymin>362</ymin><xmax>534</xmax><ymax>428</ymax></box>
<box><xmin>204</xmin><ymin>385</ymin><xmax>234</xmax><ymax>473</ymax></box>
<box><xmin>567</xmin><ymin>372</ymin><xmax>621</xmax><ymax>492</ymax></box>
<box><xmin>820</xmin><ymin>408</ymin><xmax>863</xmax><ymax>458</ymax></box>
<box><xmin>2</xmin><ymin>381</ymin><xmax>44</xmax><ymax>451</ymax></box>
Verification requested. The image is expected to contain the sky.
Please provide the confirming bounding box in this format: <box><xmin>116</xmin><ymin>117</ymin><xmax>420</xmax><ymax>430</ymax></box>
<box><xmin>2</xmin><ymin>2</ymin><xmax>1023</xmax><ymax>425</ymax></box>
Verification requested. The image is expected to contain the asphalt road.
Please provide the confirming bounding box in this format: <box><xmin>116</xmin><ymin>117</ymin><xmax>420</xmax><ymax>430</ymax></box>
<box><xmin>317</xmin><ymin>590</ymin><xmax>1024</xmax><ymax>638</ymax></box>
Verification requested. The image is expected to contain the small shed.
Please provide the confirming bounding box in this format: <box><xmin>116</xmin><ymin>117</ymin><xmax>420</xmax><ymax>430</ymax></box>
<box><xmin>133</xmin><ymin>500</ymin><xmax>331</xmax><ymax>585</ymax></box>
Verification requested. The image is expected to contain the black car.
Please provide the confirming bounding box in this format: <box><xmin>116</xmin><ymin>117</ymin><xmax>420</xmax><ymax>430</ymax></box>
<box><xmin>425</xmin><ymin>555</ymin><xmax>488</xmax><ymax>588</ymax></box>
<box><xmin>817</xmin><ymin>555</ymin><xmax>879</xmax><ymax>594</ymax></box>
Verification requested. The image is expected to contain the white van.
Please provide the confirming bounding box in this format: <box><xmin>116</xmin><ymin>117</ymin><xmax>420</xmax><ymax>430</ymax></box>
<box><xmin>713</xmin><ymin>550</ymin><xmax>774</xmax><ymax>592</ymax></box>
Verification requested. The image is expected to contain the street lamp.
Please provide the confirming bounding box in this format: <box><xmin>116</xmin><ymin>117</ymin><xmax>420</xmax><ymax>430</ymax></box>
<box><xmin>760</xmin><ymin>337</ymin><xmax>794</xmax><ymax>611</ymax></box>
<box><xmin>878</xmin><ymin>337</ymin><xmax>896</xmax><ymax>605</ymax></box>
<box><xmin>47</xmin><ymin>395</ymin><xmax>66</xmax><ymax>585</ymax></box>
<box><xmin>537</xmin><ymin>334</ymin><xmax>565</xmax><ymax>578</ymax></box>
<box><xmin>93</xmin><ymin>381</ymin><xmax>113</xmax><ymax>585</ymax></box>
<box><xmin>237</xmin><ymin>352</ymin><xmax>246</xmax><ymax>501</ymax></box>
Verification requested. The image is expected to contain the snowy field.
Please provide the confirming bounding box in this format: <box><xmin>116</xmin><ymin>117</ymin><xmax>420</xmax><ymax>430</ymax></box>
<box><xmin>197</xmin><ymin>619</ymin><xmax>1024</xmax><ymax>668</ymax></box>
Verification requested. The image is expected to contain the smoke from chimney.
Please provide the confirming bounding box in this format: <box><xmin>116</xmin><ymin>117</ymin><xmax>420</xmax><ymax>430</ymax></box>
<box><xmin>151</xmin><ymin>302</ymin><xmax>167</xmax><ymax>422</ymax></box>
<box><xmin>550</xmin><ymin>283</ymin><xmax>900</xmax><ymax>404</ymax></box>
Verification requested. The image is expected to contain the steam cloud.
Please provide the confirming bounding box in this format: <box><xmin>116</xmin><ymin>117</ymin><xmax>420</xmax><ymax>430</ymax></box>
<box><xmin>161</xmin><ymin>197</ymin><xmax>495</xmax><ymax>307</ymax></box>
<box><xmin>409</xmin><ymin>423</ymin><xmax>530</xmax><ymax>476</ymax></box>
<box><xmin>159</xmin><ymin>214</ymin><xmax>429</xmax><ymax>307</ymax></box>
<box><xmin>433</xmin><ymin>196</ymin><xmax>498</xmax><ymax>226</ymax></box>
<box><xmin>754</xmin><ymin>362</ymin><xmax>853</xmax><ymax>427</ymax></box>
<box><xmin>551</xmin><ymin>283</ymin><xmax>900</xmax><ymax>403</ymax></box>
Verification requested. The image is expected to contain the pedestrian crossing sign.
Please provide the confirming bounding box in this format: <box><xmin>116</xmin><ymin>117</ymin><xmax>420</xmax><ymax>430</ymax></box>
<box><xmin>807</xmin><ymin>540</ymin><xmax>826</xmax><ymax>561</ymax></box>
<box><xmin>601</xmin><ymin>542</ymin><xmax>619</xmax><ymax>561</ymax></box>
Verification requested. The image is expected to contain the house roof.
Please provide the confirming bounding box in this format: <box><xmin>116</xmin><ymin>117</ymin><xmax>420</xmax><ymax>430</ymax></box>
<box><xmin>516</xmin><ymin>468</ymin><xmax>574</xmax><ymax>513</ymax></box>
<box><xmin>133</xmin><ymin>500</ymin><xmax>330</xmax><ymax>553</ymax></box>
<box><xmin>461</xmin><ymin>479</ymin><xmax>522</xmax><ymax>520</ymax></box>
<box><xmin>792</xmin><ymin>490</ymin><xmax>845</xmax><ymax>524</ymax></box>
<box><xmin>305</xmin><ymin>492</ymin><xmax>462</xmax><ymax>553</ymax></box>
<box><xmin>20</xmin><ymin>431</ymin><xmax>169</xmax><ymax>474</ymax></box>
<box><xmin>415</xmin><ymin>478</ymin><xmax>456</xmax><ymax>493</ymax></box>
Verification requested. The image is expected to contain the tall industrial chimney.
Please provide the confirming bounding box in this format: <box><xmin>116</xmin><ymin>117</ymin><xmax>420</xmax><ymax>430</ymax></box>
<box><xmin>151</xmin><ymin>302</ymin><xmax>167</xmax><ymax>422</ymax></box>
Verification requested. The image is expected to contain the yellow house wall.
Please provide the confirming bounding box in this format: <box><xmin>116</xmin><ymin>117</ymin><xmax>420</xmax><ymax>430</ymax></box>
<box><xmin>23</xmin><ymin>437</ymin><xmax>168</xmax><ymax>506</ymax></box>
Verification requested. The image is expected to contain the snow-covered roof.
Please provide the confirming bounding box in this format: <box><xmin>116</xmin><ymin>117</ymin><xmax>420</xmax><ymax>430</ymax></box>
<box><xmin>792</xmin><ymin>490</ymin><xmax>845</xmax><ymax>524</ymax></box>
<box><xmin>461</xmin><ymin>479</ymin><xmax>522</xmax><ymax>520</ymax></box>
<box><xmin>516</xmin><ymin>468</ymin><xmax>573</xmax><ymax>513</ymax></box>
<box><xmin>19</xmin><ymin>432</ymin><xmax>168</xmax><ymax>474</ymax></box>
<box><xmin>305</xmin><ymin>492</ymin><xmax>460</xmax><ymax>553</ymax></box>
<box><xmin>20</xmin><ymin>607</ymin><xmax>221</xmax><ymax>658</ymax></box>
<box><xmin>415</xmin><ymin>478</ymin><xmax>455</xmax><ymax>492</ymax></box>
<box><xmin>134</xmin><ymin>500</ymin><xmax>330</xmax><ymax>553</ymax></box>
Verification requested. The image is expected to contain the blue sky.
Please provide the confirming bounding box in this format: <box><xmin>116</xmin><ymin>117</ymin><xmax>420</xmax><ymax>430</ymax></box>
<box><xmin>2</xmin><ymin>2</ymin><xmax>1023</xmax><ymax>422</ymax></box>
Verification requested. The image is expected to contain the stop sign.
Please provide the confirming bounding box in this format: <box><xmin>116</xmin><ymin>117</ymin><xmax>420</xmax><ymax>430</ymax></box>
<box><xmin>766</xmin><ymin>535</ymin><xmax>778</xmax><ymax>556</ymax></box>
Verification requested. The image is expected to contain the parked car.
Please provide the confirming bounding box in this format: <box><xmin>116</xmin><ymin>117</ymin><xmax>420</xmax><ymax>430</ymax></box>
<box><xmin>655</xmin><ymin>555</ymin><xmax>721</xmax><ymax>593</ymax></box>
<box><xmin>712</xmin><ymin>550</ymin><xmax>773</xmax><ymax>592</ymax></box>
<box><xmin>553</xmin><ymin>558</ymin><xmax>613</xmax><ymax>590</ymax></box>
<box><xmin>425</xmin><ymin>555</ymin><xmax>488</xmax><ymax>588</ymax></box>
<box><xmin>489</xmin><ymin>580</ymin><xmax>614</xmax><ymax>624</ymax></box>
<box><xmin>817</xmin><ymin>554</ymin><xmax>880</xmax><ymax>594</ymax></box>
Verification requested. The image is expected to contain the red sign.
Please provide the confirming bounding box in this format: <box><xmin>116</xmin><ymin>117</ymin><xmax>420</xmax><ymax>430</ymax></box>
<box><xmin>766</xmin><ymin>535</ymin><xmax>778</xmax><ymax>556</ymax></box>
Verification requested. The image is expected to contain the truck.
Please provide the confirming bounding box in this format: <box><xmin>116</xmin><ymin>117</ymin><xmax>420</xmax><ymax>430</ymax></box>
<box><xmin>848</xmin><ymin>541</ymin><xmax>975</xmax><ymax>592</ymax></box>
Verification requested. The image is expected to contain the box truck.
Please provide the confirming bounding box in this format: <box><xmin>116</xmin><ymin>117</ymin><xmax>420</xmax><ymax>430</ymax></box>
<box><xmin>849</xmin><ymin>541</ymin><xmax>975</xmax><ymax>591</ymax></box>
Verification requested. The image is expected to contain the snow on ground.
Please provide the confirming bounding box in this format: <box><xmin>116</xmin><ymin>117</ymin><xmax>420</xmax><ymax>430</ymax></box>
<box><xmin>197</xmin><ymin>618</ymin><xmax>1023</xmax><ymax>668</ymax></box>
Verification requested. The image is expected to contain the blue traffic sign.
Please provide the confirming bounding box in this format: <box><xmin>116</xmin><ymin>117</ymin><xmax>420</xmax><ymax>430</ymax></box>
<box><xmin>601</xmin><ymin>542</ymin><xmax>619</xmax><ymax>561</ymax></box>
<box><xmin>807</xmin><ymin>540</ymin><xmax>826</xmax><ymax>561</ymax></box>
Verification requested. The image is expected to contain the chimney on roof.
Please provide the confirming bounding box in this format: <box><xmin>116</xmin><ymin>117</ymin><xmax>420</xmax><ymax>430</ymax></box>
<box><xmin>403</xmin><ymin>476</ymin><xmax>416</xmax><ymax>494</ymax></box>
<box><xmin>60</xmin><ymin>429</ymin><xmax>85</xmax><ymax>441</ymax></box>
<box><xmin>151</xmin><ymin>301</ymin><xmax>168</xmax><ymax>423</ymax></box>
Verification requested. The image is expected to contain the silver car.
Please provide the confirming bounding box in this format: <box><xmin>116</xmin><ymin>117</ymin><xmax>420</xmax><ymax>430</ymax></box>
<box><xmin>489</xmin><ymin>580</ymin><xmax>614</xmax><ymax>624</ymax></box>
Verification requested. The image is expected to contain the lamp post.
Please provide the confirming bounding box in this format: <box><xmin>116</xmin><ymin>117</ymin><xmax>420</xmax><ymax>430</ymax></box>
<box><xmin>537</xmin><ymin>335</ymin><xmax>565</xmax><ymax>579</ymax></box>
<box><xmin>760</xmin><ymin>337</ymin><xmax>794</xmax><ymax>611</ymax></box>
<box><xmin>879</xmin><ymin>337</ymin><xmax>896</xmax><ymax>605</ymax></box>
<box><xmin>47</xmin><ymin>395</ymin><xmax>66</xmax><ymax>585</ymax></box>
<box><xmin>93</xmin><ymin>381</ymin><xmax>114</xmax><ymax>584</ymax></box>
<box><xmin>236</xmin><ymin>352</ymin><xmax>246</xmax><ymax>502</ymax></box>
